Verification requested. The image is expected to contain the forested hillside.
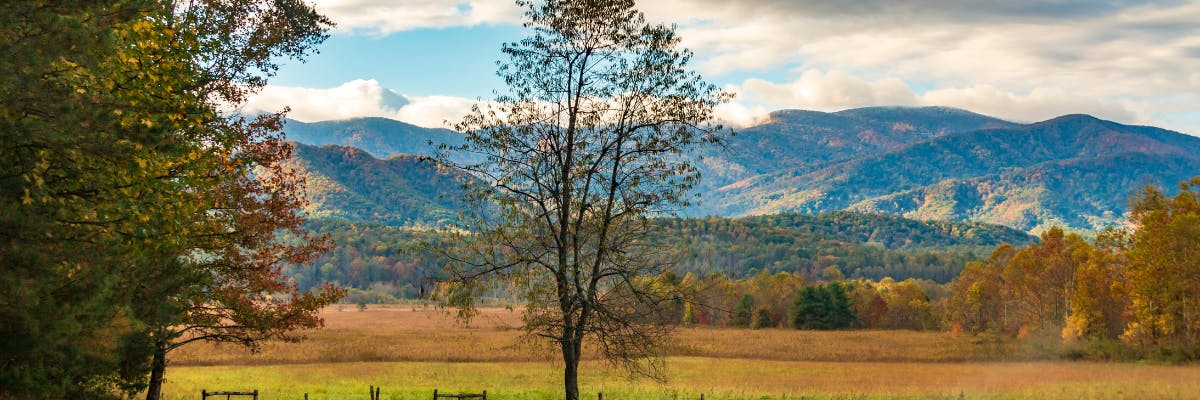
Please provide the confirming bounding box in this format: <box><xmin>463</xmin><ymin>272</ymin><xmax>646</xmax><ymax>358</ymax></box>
<box><xmin>288</xmin><ymin>142</ymin><xmax>467</xmax><ymax>226</ymax></box>
<box><xmin>705</xmin><ymin>114</ymin><xmax>1200</xmax><ymax>232</ymax></box>
<box><xmin>284</xmin><ymin>117</ymin><xmax>460</xmax><ymax>158</ymax></box>
<box><xmin>659</xmin><ymin>212</ymin><xmax>1034</xmax><ymax>282</ymax></box>
<box><xmin>693</xmin><ymin>106</ymin><xmax>1017</xmax><ymax>190</ymax></box>
<box><xmin>285</xmin><ymin>212</ymin><xmax>1035</xmax><ymax>300</ymax></box>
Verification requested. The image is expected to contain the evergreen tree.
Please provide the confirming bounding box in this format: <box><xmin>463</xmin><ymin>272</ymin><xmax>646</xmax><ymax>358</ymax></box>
<box><xmin>733</xmin><ymin>294</ymin><xmax>757</xmax><ymax>328</ymax></box>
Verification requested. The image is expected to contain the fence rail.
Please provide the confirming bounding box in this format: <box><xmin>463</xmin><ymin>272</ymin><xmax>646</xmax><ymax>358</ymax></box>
<box><xmin>433</xmin><ymin>389</ymin><xmax>487</xmax><ymax>399</ymax></box>
<box><xmin>201</xmin><ymin>390</ymin><xmax>258</xmax><ymax>400</ymax></box>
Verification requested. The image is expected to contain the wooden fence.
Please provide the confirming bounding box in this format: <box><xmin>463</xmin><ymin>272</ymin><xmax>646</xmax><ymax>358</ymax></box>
<box><xmin>432</xmin><ymin>389</ymin><xmax>487</xmax><ymax>399</ymax></box>
<box><xmin>201</xmin><ymin>390</ymin><xmax>258</xmax><ymax>400</ymax></box>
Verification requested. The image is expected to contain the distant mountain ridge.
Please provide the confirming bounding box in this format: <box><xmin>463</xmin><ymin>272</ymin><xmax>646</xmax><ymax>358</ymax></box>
<box><xmin>698</xmin><ymin>106</ymin><xmax>1019</xmax><ymax>189</ymax></box>
<box><xmin>706</xmin><ymin>113</ymin><xmax>1200</xmax><ymax>232</ymax></box>
<box><xmin>280</xmin><ymin>107</ymin><xmax>1200</xmax><ymax>233</ymax></box>
<box><xmin>288</xmin><ymin>142</ymin><xmax>465</xmax><ymax>226</ymax></box>
<box><xmin>283</xmin><ymin>117</ymin><xmax>460</xmax><ymax>158</ymax></box>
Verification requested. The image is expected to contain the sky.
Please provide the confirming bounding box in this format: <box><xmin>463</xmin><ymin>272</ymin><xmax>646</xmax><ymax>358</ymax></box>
<box><xmin>243</xmin><ymin>0</ymin><xmax>1200</xmax><ymax>135</ymax></box>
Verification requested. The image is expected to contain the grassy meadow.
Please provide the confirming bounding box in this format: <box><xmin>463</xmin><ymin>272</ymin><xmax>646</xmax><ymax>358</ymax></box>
<box><xmin>163</xmin><ymin>305</ymin><xmax>1200</xmax><ymax>399</ymax></box>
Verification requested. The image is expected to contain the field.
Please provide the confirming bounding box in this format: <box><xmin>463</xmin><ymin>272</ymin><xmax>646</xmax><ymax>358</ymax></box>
<box><xmin>163</xmin><ymin>305</ymin><xmax>1200</xmax><ymax>399</ymax></box>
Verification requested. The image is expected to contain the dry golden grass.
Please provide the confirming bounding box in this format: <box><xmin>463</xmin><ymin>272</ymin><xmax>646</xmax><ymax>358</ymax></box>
<box><xmin>164</xmin><ymin>306</ymin><xmax>1200</xmax><ymax>400</ymax></box>
<box><xmin>171</xmin><ymin>305</ymin><xmax>548</xmax><ymax>365</ymax></box>
<box><xmin>172</xmin><ymin>305</ymin><xmax>1019</xmax><ymax>366</ymax></box>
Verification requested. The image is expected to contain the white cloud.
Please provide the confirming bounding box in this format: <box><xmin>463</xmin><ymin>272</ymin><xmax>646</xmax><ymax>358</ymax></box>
<box><xmin>713</xmin><ymin>102</ymin><xmax>770</xmax><ymax>128</ymax></box>
<box><xmin>243</xmin><ymin>76</ymin><xmax>1189</xmax><ymax>134</ymax></box>
<box><xmin>638</xmin><ymin>0</ymin><xmax>1200</xmax><ymax>134</ymax></box>
<box><xmin>242</xmin><ymin>79</ymin><xmax>477</xmax><ymax>128</ymax></box>
<box><xmin>294</xmin><ymin>0</ymin><xmax>1200</xmax><ymax>133</ymax></box>
<box><xmin>920</xmin><ymin>85</ymin><xmax>1136</xmax><ymax>123</ymax></box>
<box><xmin>313</xmin><ymin>0</ymin><xmax>523</xmax><ymax>34</ymax></box>
<box><xmin>727</xmin><ymin>70</ymin><xmax>1144</xmax><ymax>126</ymax></box>
<box><xmin>394</xmin><ymin>95</ymin><xmax>479</xmax><ymax>128</ymax></box>
<box><xmin>738</xmin><ymin>70</ymin><xmax>918</xmax><ymax>111</ymax></box>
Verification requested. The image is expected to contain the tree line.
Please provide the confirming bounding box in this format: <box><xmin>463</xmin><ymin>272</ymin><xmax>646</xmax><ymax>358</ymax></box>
<box><xmin>288</xmin><ymin>211</ymin><xmax>1031</xmax><ymax>303</ymax></box>
<box><xmin>944</xmin><ymin>178</ymin><xmax>1200</xmax><ymax>359</ymax></box>
<box><xmin>666</xmin><ymin>271</ymin><xmax>941</xmax><ymax>331</ymax></box>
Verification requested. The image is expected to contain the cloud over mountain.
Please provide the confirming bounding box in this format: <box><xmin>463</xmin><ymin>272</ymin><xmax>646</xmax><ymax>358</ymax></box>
<box><xmin>727</xmin><ymin>71</ymin><xmax>1139</xmax><ymax>126</ymax></box>
<box><xmin>242</xmin><ymin>79</ymin><xmax>475</xmax><ymax>129</ymax></box>
<box><xmin>266</xmin><ymin>0</ymin><xmax>1200</xmax><ymax>134</ymax></box>
<box><xmin>640</xmin><ymin>0</ymin><xmax>1200</xmax><ymax>134</ymax></box>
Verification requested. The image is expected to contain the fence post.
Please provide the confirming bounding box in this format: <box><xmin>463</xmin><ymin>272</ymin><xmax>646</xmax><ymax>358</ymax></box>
<box><xmin>305</xmin><ymin>394</ymin><xmax>309</xmax><ymax>400</ymax></box>
<box><xmin>253</xmin><ymin>389</ymin><xmax>258</xmax><ymax>400</ymax></box>
<box><xmin>376</xmin><ymin>387</ymin><xmax>381</xmax><ymax>400</ymax></box>
<box><xmin>202</xmin><ymin>390</ymin><xmax>208</xmax><ymax>400</ymax></box>
<box><xmin>433</xmin><ymin>389</ymin><xmax>438</xmax><ymax>400</ymax></box>
<box><xmin>482</xmin><ymin>390</ymin><xmax>487</xmax><ymax>400</ymax></box>
<box><xmin>598</xmin><ymin>393</ymin><xmax>602</xmax><ymax>400</ymax></box>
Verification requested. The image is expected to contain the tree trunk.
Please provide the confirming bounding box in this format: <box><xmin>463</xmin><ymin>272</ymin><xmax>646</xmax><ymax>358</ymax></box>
<box><xmin>145</xmin><ymin>341</ymin><xmax>168</xmax><ymax>400</ymax></box>
<box><xmin>561</xmin><ymin>331</ymin><xmax>580</xmax><ymax>400</ymax></box>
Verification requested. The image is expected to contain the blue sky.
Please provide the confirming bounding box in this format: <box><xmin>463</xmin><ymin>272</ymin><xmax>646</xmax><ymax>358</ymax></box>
<box><xmin>271</xmin><ymin>26</ymin><xmax>522</xmax><ymax>97</ymax></box>
<box><xmin>244</xmin><ymin>0</ymin><xmax>1200</xmax><ymax>134</ymax></box>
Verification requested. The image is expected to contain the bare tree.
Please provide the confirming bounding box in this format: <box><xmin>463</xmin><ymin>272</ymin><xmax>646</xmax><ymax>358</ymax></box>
<box><xmin>433</xmin><ymin>1</ymin><xmax>727</xmax><ymax>399</ymax></box>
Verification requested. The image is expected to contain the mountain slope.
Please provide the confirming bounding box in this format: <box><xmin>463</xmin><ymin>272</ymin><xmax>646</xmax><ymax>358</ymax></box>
<box><xmin>288</xmin><ymin>142</ymin><xmax>466</xmax><ymax>226</ymax></box>
<box><xmin>283</xmin><ymin>117</ymin><xmax>461</xmax><ymax>158</ymax></box>
<box><xmin>707</xmin><ymin>114</ymin><xmax>1200</xmax><ymax>232</ymax></box>
<box><xmin>848</xmin><ymin>152</ymin><xmax>1200</xmax><ymax>232</ymax></box>
<box><xmin>698</xmin><ymin>106</ymin><xmax>1018</xmax><ymax>189</ymax></box>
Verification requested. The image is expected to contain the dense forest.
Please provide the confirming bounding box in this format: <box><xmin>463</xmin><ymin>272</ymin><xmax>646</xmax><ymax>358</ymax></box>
<box><xmin>660</xmin><ymin>211</ymin><xmax>1033</xmax><ymax>282</ymax></box>
<box><xmin>284</xmin><ymin>211</ymin><xmax>1034</xmax><ymax>302</ymax></box>
<box><xmin>940</xmin><ymin>178</ymin><xmax>1200</xmax><ymax>359</ymax></box>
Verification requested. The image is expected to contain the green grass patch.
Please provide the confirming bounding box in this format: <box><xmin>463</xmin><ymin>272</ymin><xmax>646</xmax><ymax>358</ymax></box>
<box><xmin>163</xmin><ymin>358</ymin><xmax>1200</xmax><ymax>400</ymax></box>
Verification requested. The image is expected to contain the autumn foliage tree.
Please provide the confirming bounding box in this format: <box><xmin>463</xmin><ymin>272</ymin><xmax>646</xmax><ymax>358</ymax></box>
<box><xmin>944</xmin><ymin>177</ymin><xmax>1200</xmax><ymax>360</ymax></box>
<box><xmin>1002</xmin><ymin>227</ymin><xmax>1092</xmax><ymax>333</ymax></box>
<box><xmin>1060</xmin><ymin>228</ymin><xmax>1130</xmax><ymax>342</ymax></box>
<box><xmin>0</xmin><ymin>1</ymin><xmax>341</xmax><ymax>398</ymax></box>
<box><xmin>946</xmin><ymin>244</ymin><xmax>1014</xmax><ymax>333</ymax></box>
<box><xmin>1122</xmin><ymin>178</ymin><xmax>1200</xmax><ymax>354</ymax></box>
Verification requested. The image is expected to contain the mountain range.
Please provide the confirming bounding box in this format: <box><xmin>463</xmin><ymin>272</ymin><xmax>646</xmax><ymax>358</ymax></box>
<box><xmin>281</xmin><ymin>107</ymin><xmax>1200</xmax><ymax>233</ymax></box>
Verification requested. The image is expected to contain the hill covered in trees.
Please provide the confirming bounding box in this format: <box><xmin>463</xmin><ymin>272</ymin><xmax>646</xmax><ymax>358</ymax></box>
<box><xmin>287</xmin><ymin>142</ymin><xmax>467</xmax><ymax>226</ymax></box>
<box><xmin>285</xmin><ymin>212</ymin><xmax>1034</xmax><ymax>300</ymax></box>
<box><xmin>701</xmin><ymin>113</ymin><xmax>1200</xmax><ymax>233</ymax></box>
<box><xmin>659</xmin><ymin>212</ymin><xmax>1034</xmax><ymax>283</ymax></box>
<box><xmin>283</xmin><ymin>117</ymin><xmax>460</xmax><ymax>158</ymax></box>
<box><xmin>695</xmin><ymin>106</ymin><xmax>1018</xmax><ymax>190</ymax></box>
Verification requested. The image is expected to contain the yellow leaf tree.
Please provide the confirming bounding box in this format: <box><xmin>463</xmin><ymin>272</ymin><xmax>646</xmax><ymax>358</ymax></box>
<box><xmin>1123</xmin><ymin>178</ymin><xmax>1200</xmax><ymax>354</ymax></box>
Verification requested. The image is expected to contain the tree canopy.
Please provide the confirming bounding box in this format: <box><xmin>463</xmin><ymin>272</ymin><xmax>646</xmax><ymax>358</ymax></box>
<box><xmin>434</xmin><ymin>0</ymin><xmax>727</xmax><ymax>398</ymax></box>
<box><xmin>0</xmin><ymin>1</ymin><xmax>340</xmax><ymax>398</ymax></box>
